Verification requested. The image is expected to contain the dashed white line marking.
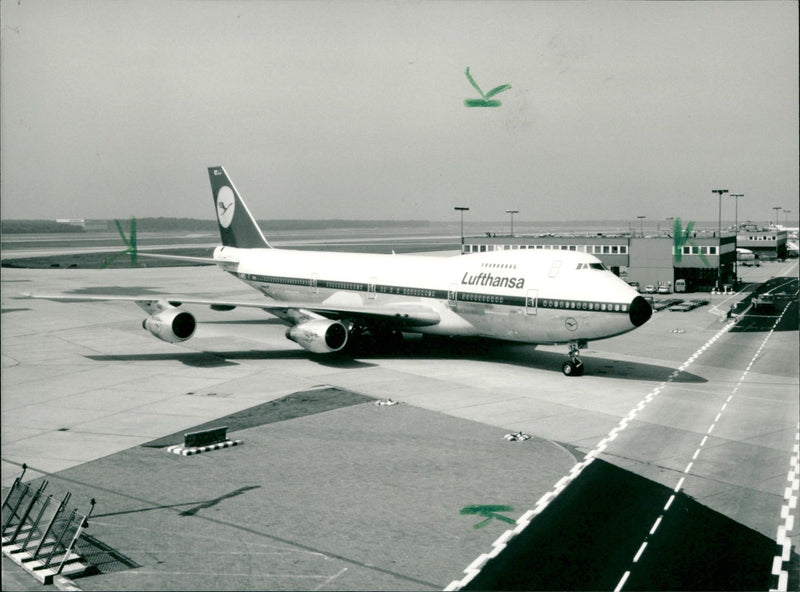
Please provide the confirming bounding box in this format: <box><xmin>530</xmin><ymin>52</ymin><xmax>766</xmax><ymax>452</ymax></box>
<box><xmin>614</xmin><ymin>571</ymin><xmax>631</xmax><ymax>592</ymax></box>
<box><xmin>771</xmin><ymin>420</ymin><xmax>800</xmax><ymax>592</ymax></box>
<box><xmin>649</xmin><ymin>516</ymin><xmax>662</xmax><ymax>535</ymax></box>
<box><xmin>633</xmin><ymin>542</ymin><xmax>648</xmax><ymax>563</ymax></box>
<box><xmin>448</xmin><ymin>314</ymin><xmax>742</xmax><ymax>591</ymax></box>
<box><xmin>615</xmin><ymin>294</ymin><xmax>796</xmax><ymax>592</ymax></box>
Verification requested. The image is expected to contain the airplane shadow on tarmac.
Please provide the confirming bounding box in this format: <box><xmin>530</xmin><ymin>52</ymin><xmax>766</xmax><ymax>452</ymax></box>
<box><xmin>86</xmin><ymin>336</ymin><xmax>706</xmax><ymax>382</ymax></box>
<box><xmin>340</xmin><ymin>335</ymin><xmax>708</xmax><ymax>383</ymax></box>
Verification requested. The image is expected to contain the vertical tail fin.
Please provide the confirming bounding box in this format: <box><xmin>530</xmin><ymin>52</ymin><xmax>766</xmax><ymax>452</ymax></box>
<box><xmin>208</xmin><ymin>166</ymin><xmax>271</xmax><ymax>248</ymax></box>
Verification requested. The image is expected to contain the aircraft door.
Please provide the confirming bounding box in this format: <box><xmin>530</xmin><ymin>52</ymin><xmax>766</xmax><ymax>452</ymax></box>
<box><xmin>525</xmin><ymin>289</ymin><xmax>538</xmax><ymax>315</ymax></box>
<box><xmin>368</xmin><ymin>277</ymin><xmax>377</xmax><ymax>300</ymax></box>
<box><xmin>310</xmin><ymin>273</ymin><xmax>319</xmax><ymax>295</ymax></box>
<box><xmin>448</xmin><ymin>284</ymin><xmax>458</xmax><ymax>310</ymax></box>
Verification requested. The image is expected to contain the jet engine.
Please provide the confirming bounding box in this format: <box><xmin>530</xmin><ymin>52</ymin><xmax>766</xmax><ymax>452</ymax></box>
<box><xmin>142</xmin><ymin>308</ymin><xmax>197</xmax><ymax>343</ymax></box>
<box><xmin>285</xmin><ymin>319</ymin><xmax>348</xmax><ymax>353</ymax></box>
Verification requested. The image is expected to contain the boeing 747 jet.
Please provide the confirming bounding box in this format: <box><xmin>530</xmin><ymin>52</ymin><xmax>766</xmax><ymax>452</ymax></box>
<box><xmin>31</xmin><ymin>166</ymin><xmax>652</xmax><ymax>376</ymax></box>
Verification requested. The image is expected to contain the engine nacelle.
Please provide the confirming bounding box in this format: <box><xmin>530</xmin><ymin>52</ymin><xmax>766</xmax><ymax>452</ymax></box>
<box><xmin>142</xmin><ymin>309</ymin><xmax>196</xmax><ymax>343</ymax></box>
<box><xmin>285</xmin><ymin>319</ymin><xmax>348</xmax><ymax>353</ymax></box>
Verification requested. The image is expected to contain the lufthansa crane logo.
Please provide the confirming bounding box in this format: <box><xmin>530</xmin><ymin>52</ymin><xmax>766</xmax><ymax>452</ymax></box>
<box><xmin>565</xmin><ymin>317</ymin><xmax>578</xmax><ymax>331</ymax></box>
<box><xmin>216</xmin><ymin>186</ymin><xmax>235</xmax><ymax>228</ymax></box>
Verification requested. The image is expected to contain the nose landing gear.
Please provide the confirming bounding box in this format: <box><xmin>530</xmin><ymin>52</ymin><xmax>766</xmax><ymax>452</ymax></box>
<box><xmin>562</xmin><ymin>340</ymin><xmax>587</xmax><ymax>376</ymax></box>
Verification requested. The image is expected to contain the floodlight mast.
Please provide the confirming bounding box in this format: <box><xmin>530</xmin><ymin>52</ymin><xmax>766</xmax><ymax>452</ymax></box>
<box><xmin>729</xmin><ymin>193</ymin><xmax>743</xmax><ymax>285</ymax></box>
<box><xmin>637</xmin><ymin>215</ymin><xmax>646</xmax><ymax>237</ymax></box>
<box><xmin>712</xmin><ymin>189</ymin><xmax>729</xmax><ymax>290</ymax></box>
<box><xmin>454</xmin><ymin>206</ymin><xmax>469</xmax><ymax>250</ymax></box>
<box><xmin>505</xmin><ymin>209</ymin><xmax>519</xmax><ymax>237</ymax></box>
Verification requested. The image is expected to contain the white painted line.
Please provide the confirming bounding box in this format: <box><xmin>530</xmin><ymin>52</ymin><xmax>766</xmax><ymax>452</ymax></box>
<box><xmin>466</xmin><ymin>554</ymin><xmax>489</xmax><ymax>572</ymax></box>
<box><xmin>633</xmin><ymin>541</ymin><xmax>648</xmax><ymax>563</ymax></box>
<box><xmin>772</xmin><ymin>556</ymin><xmax>784</xmax><ymax>575</ymax></box>
<box><xmin>684</xmin><ymin>461</ymin><xmax>693</xmax><ymax>474</ymax></box>
<box><xmin>614</xmin><ymin>571</ymin><xmax>630</xmax><ymax>592</ymax></box>
<box><xmin>649</xmin><ymin>516</ymin><xmax>662</xmax><ymax>535</ymax></box>
<box><xmin>664</xmin><ymin>495</ymin><xmax>675</xmax><ymax>511</ymax></box>
<box><xmin>674</xmin><ymin>477</ymin><xmax>685</xmax><ymax>492</ymax></box>
<box><xmin>782</xmin><ymin>540</ymin><xmax>791</xmax><ymax>561</ymax></box>
<box><xmin>776</xmin><ymin>571</ymin><xmax>788</xmax><ymax>591</ymax></box>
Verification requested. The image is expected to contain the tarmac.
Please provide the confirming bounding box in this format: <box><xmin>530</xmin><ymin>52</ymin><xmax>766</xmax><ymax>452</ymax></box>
<box><xmin>2</xmin><ymin>258</ymin><xmax>798</xmax><ymax>590</ymax></box>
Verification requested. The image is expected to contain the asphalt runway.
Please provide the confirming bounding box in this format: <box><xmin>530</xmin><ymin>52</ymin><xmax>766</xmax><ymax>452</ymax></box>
<box><xmin>2</xmin><ymin>259</ymin><xmax>798</xmax><ymax>590</ymax></box>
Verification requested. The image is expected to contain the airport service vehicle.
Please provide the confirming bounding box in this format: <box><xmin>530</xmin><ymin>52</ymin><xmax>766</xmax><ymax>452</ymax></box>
<box><xmin>752</xmin><ymin>293</ymin><xmax>775</xmax><ymax>310</ymax></box>
<box><xmin>657</xmin><ymin>285</ymin><xmax>671</xmax><ymax>294</ymax></box>
<box><xmin>669</xmin><ymin>299</ymin><xmax>709</xmax><ymax>312</ymax></box>
<box><xmin>30</xmin><ymin>166</ymin><xmax>651</xmax><ymax>376</ymax></box>
<box><xmin>674</xmin><ymin>279</ymin><xmax>686</xmax><ymax>293</ymax></box>
<box><xmin>644</xmin><ymin>285</ymin><xmax>656</xmax><ymax>294</ymax></box>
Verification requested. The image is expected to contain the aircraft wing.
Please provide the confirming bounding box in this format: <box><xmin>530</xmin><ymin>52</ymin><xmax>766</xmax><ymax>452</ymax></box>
<box><xmin>136</xmin><ymin>252</ymin><xmax>219</xmax><ymax>265</ymax></box>
<box><xmin>25</xmin><ymin>293</ymin><xmax>441</xmax><ymax>328</ymax></box>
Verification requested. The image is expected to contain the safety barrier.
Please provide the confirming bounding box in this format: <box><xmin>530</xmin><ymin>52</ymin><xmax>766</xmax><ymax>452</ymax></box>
<box><xmin>1</xmin><ymin>464</ymin><xmax>94</xmax><ymax>584</ymax></box>
<box><xmin>167</xmin><ymin>425</ymin><xmax>242</xmax><ymax>456</ymax></box>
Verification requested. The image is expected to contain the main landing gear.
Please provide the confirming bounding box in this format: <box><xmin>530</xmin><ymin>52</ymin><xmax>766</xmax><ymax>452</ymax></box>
<box><xmin>562</xmin><ymin>340</ymin><xmax>587</xmax><ymax>376</ymax></box>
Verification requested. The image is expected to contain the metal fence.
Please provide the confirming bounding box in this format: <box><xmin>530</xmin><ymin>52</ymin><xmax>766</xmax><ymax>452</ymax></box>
<box><xmin>2</xmin><ymin>464</ymin><xmax>95</xmax><ymax>578</ymax></box>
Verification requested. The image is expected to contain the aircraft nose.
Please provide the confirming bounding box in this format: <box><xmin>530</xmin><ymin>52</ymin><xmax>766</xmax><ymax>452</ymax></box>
<box><xmin>629</xmin><ymin>295</ymin><xmax>652</xmax><ymax>327</ymax></box>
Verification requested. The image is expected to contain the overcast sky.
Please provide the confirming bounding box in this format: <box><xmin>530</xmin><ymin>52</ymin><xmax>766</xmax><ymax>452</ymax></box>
<box><xmin>1</xmin><ymin>1</ymin><xmax>797</xmax><ymax>223</ymax></box>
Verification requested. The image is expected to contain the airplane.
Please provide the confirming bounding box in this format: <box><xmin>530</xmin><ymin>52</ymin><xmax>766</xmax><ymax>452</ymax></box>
<box><xmin>29</xmin><ymin>166</ymin><xmax>652</xmax><ymax>376</ymax></box>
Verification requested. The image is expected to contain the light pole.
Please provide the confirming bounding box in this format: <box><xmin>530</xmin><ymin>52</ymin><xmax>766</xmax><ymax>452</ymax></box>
<box><xmin>729</xmin><ymin>194</ymin><xmax>743</xmax><ymax>285</ymax></box>
<box><xmin>729</xmin><ymin>193</ymin><xmax>742</xmax><ymax>233</ymax></box>
<box><xmin>773</xmin><ymin>206</ymin><xmax>782</xmax><ymax>227</ymax></box>
<box><xmin>505</xmin><ymin>209</ymin><xmax>519</xmax><ymax>237</ymax></box>
<box><xmin>712</xmin><ymin>189</ymin><xmax>729</xmax><ymax>290</ymax></box>
<box><xmin>637</xmin><ymin>215</ymin><xmax>646</xmax><ymax>237</ymax></box>
<box><xmin>454</xmin><ymin>206</ymin><xmax>469</xmax><ymax>251</ymax></box>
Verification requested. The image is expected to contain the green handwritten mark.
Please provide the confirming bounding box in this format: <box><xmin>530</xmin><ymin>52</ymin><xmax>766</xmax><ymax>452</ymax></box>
<box><xmin>672</xmin><ymin>217</ymin><xmax>709</xmax><ymax>267</ymax></box>
<box><xmin>464</xmin><ymin>67</ymin><xmax>511</xmax><ymax>108</ymax></box>
<box><xmin>102</xmin><ymin>217</ymin><xmax>138</xmax><ymax>268</ymax></box>
<box><xmin>460</xmin><ymin>504</ymin><xmax>516</xmax><ymax>529</ymax></box>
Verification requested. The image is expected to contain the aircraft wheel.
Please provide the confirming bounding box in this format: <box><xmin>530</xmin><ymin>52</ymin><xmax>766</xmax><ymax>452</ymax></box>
<box><xmin>562</xmin><ymin>361</ymin><xmax>584</xmax><ymax>376</ymax></box>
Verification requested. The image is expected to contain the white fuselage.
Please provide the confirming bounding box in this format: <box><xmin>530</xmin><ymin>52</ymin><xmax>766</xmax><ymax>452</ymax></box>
<box><xmin>214</xmin><ymin>245</ymin><xmax>646</xmax><ymax>345</ymax></box>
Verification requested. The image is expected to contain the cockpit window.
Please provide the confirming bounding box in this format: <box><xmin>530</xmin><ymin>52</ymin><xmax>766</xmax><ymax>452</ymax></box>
<box><xmin>576</xmin><ymin>262</ymin><xmax>607</xmax><ymax>270</ymax></box>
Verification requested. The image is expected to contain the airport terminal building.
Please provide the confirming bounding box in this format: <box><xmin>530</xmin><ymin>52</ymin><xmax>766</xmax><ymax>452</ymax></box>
<box><xmin>462</xmin><ymin>234</ymin><xmax>741</xmax><ymax>292</ymax></box>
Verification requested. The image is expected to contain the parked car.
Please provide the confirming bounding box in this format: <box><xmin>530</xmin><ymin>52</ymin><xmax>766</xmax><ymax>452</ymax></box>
<box><xmin>669</xmin><ymin>302</ymin><xmax>694</xmax><ymax>312</ymax></box>
<box><xmin>657</xmin><ymin>285</ymin><xmax>671</xmax><ymax>294</ymax></box>
<box><xmin>644</xmin><ymin>285</ymin><xmax>656</xmax><ymax>294</ymax></box>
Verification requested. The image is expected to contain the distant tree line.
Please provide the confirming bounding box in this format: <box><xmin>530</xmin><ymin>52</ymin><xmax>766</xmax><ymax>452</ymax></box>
<box><xmin>1</xmin><ymin>217</ymin><xmax>433</xmax><ymax>234</ymax></box>
<box><xmin>1</xmin><ymin>220</ymin><xmax>86</xmax><ymax>233</ymax></box>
